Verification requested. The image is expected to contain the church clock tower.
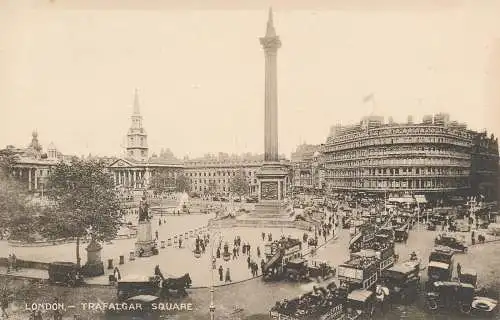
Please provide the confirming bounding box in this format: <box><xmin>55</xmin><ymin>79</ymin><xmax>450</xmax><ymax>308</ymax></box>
<box><xmin>126</xmin><ymin>89</ymin><xmax>148</xmax><ymax>161</ymax></box>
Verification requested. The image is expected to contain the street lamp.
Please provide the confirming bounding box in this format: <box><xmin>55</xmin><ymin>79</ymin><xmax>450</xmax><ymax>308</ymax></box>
<box><xmin>193</xmin><ymin>230</ymin><xmax>222</xmax><ymax>320</ymax></box>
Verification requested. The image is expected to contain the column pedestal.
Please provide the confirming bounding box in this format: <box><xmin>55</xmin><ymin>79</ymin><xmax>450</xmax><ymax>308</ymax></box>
<box><xmin>251</xmin><ymin>162</ymin><xmax>291</xmax><ymax>219</ymax></box>
<box><xmin>135</xmin><ymin>221</ymin><xmax>155</xmax><ymax>257</ymax></box>
<box><xmin>82</xmin><ymin>239</ymin><xmax>104</xmax><ymax>277</ymax></box>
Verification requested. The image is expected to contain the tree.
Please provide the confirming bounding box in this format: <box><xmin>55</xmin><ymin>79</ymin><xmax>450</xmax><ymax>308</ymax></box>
<box><xmin>45</xmin><ymin>159</ymin><xmax>123</xmax><ymax>267</ymax></box>
<box><xmin>229</xmin><ymin>171</ymin><xmax>249</xmax><ymax>200</ymax></box>
<box><xmin>149</xmin><ymin>171</ymin><xmax>172</xmax><ymax>195</ymax></box>
<box><xmin>0</xmin><ymin>150</ymin><xmax>38</xmax><ymax>240</ymax></box>
<box><xmin>175</xmin><ymin>174</ymin><xmax>190</xmax><ymax>193</ymax></box>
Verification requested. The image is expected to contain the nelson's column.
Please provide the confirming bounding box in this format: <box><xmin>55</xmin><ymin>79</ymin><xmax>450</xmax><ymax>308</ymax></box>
<box><xmin>252</xmin><ymin>8</ymin><xmax>291</xmax><ymax>220</ymax></box>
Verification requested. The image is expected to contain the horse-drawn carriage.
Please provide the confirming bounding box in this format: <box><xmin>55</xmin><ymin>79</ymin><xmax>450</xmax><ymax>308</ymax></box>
<box><xmin>117</xmin><ymin>273</ymin><xmax>192</xmax><ymax>301</ymax></box>
<box><xmin>48</xmin><ymin>262</ymin><xmax>84</xmax><ymax>287</ymax></box>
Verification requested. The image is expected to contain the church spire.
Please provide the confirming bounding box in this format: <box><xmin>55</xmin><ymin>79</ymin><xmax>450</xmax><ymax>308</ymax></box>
<box><xmin>266</xmin><ymin>7</ymin><xmax>276</xmax><ymax>37</ymax></box>
<box><xmin>133</xmin><ymin>88</ymin><xmax>140</xmax><ymax>115</ymax></box>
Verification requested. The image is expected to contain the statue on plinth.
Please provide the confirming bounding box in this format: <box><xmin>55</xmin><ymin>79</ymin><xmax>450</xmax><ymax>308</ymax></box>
<box><xmin>135</xmin><ymin>195</ymin><xmax>156</xmax><ymax>257</ymax></box>
<box><xmin>138</xmin><ymin>196</ymin><xmax>150</xmax><ymax>222</ymax></box>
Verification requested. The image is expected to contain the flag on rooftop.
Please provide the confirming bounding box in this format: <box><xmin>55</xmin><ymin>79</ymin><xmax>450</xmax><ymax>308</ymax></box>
<box><xmin>362</xmin><ymin>93</ymin><xmax>374</xmax><ymax>103</ymax></box>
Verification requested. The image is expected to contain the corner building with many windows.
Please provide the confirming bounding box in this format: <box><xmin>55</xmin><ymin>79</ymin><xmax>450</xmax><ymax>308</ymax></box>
<box><xmin>322</xmin><ymin>114</ymin><xmax>499</xmax><ymax>202</ymax></box>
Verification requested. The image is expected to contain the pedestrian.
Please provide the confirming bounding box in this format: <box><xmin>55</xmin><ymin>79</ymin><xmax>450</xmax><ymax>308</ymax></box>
<box><xmin>232</xmin><ymin>247</ymin><xmax>237</xmax><ymax>260</ymax></box>
<box><xmin>7</xmin><ymin>254</ymin><xmax>12</xmax><ymax>273</ymax></box>
<box><xmin>457</xmin><ymin>263</ymin><xmax>462</xmax><ymax>277</ymax></box>
<box><xmin>218</xmin><ymin>265</ymin><xmax>223</xmax><ymax>281</ymax></box>
<box><xmin>155</xmin><ymin>230</ymin><xmax>159</xmax><ymax>240</ymax></box>
<box><xmin>247</xmin><ymin>256</ymin><xmax>251</xmax><ymax>268</ymax></box>
<box><xmin>1</xmin><ymin>292</ymin><xmax>8</xmax><ymax>319</ymax></box>
<box><xmin>114</xmin><ymin>266</ymin><xmax>121</xmax><ymax>281</ymax></box>
<box><xmin>257</xmin><ymin>246</ymin><xmax>261</xmax><ymax>258</ymax></box>
<box><xmin>242</xmin><ymin>244</ymin><xmax>246</xmax><ymax>255</ymax></box>
<box><xmin>225</xmin><ymin>268</ymin><xmax>232</xmax><ymax>282</ymax></box>
<box><xmin>216</xmin><ymin>247</ymin><xmax>221</xmax><ymax>259</ymax></box>
<box><xmin>159</xmin><ymin>219</ymin><xmax>162</xmax><ymax>226</ymax></box>
<box><xmin>261</xmin><ymin>259</ymin><xmax>266</xmax><ymax>274</ymax></box>
<box><xmin>11</xmin><ymin>253</ymin><xmax>17</xmax><ymax>271</ymax></box>
<box><xmin>247</xmin><ymin>243</ymin><xmax>251</xmax><ymax>255</ymax></box>
<box><xmin>262</xmin><ymin>232</ymin><xmax>265</xmax><ymax>241</ymax></box>
<box><xmin>179</xmin><ymin>238</ymin><xmax>183</xmax><ymax>248</ymax></box>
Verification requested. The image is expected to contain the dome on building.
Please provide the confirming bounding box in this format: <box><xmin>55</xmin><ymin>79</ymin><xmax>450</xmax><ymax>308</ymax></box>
<box><xmin>48</xmin><ymin>142</ymin><xmax>56</xmax><ymax>150</ymax></box>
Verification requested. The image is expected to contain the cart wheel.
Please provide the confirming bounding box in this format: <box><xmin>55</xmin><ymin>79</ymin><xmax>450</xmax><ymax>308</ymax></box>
<box><xmin>67</xmin><ymin>279</ymin><xmax>76</xmax><ymax>287</ymax></box>
<box><xmin>460</xmin><ymin>303</ymin><xmax>471</xmax><ymax>314</ymax></box>
<box><xmin>463</xmin><ymin>247</ymin><xmax>468</xmax><ymax>253</ymax></box>
<box><xmin>427</xmin><ymin>299</ymin><xmax>438</xmax><ymax>312</ymax></box>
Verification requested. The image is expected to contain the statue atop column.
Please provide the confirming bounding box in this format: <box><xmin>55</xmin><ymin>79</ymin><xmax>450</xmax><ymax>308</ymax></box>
<box><xmin>138</xmin><ymin>196</ymin><xmax>150</xmax><ymax>222</ymax></box>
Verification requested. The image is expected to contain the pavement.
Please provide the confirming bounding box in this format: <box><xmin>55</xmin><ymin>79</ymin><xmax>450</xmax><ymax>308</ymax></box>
<box><xmin>0</xmin><ymin>202</ymin><xmax>339</xmax><ymax>287</ymax></box>
<box><xmin>2</xmin><ymin>219</ymin><xmax>500</xmax><ymax>320</ymax></box>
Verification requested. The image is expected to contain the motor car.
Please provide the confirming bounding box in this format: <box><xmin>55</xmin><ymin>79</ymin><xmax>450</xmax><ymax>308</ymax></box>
<box><xmin>427</xmin><ymin>247</ymin><xmax>455</xmax><ymax>284</ymax></box>
<box><xmin>394</xmin><ymin>225</ymin><xmax>409</xmax><ymax>243</ymax></box>
<box><xmin>459</xmin><ymin>268</ymin><xmax>477</xmax><ymax>287</ymax></box>
<box><xmin>381</xmin><ymin>260</ymin><xmax>420</xmax><ymax>303</ymax></box>
<box><xmin>471</xmin><ymin>296</ymin><xmax>498</xmax><ymax>317</ymax></box>
<box><xmin>346</xmin><ymin>289</ymin><xmax>375</xmax><ymax>319</ymax></box>
<box><xmin>48</xmin><ymin>262</ymin><xmax>84</xmax><ymax>287</ymax></box>
<box><xmin>426</xmin><ymin>281</ymin><xmax>475</xmax><ymax>314</ymax></box>
<box><xmin>434</xmin><ymin>234</ymin><xmax>468</xmax><ymax>253</ymax></box>
<box><xmin>308</xmin><ymin>260</ymin><xmax>336</xmax><ymax>280</ymax></box>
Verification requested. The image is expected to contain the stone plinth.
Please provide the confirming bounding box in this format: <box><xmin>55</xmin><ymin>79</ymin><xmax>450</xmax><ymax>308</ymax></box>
<box><xmin>82</xmin><ymin>239</ymin><xmax>104</xmax><ymax>277</ymax></box>
<box><xmin>135</xmin><ymin>221</ymin><xmax>155</xmax><ymax>257</ymax></box>
<box><xmin>253</xmin><ymin>162</ymin><xmax>289</xmax><ymax>218</ymax></box>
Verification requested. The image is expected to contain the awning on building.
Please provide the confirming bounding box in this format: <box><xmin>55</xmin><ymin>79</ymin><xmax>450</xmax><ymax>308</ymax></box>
<box><xmin>388</xmin><ymin>197</ymin><xmax>414</xmax><ymax>204</ymax></box>
<box><xmin>414</xmin><ymin>195</ymin><xmax>427</xmax><ymax>204</ymax></box>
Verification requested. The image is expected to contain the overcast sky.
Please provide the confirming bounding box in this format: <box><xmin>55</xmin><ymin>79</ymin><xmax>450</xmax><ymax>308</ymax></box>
<box><xmin>1</xmin><ymin>0</ymin><xmax>500</xmax><ymax>159</ymax></box>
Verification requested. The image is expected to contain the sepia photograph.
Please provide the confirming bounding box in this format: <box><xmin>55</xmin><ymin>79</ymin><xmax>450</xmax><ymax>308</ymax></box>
<box><xmin>1</xmin><ymin>0</ymin><xmax>500</xmax><ymax>319</ymax></box>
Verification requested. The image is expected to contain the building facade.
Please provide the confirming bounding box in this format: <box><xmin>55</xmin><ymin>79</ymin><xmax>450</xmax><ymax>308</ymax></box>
<box><xmin>108</xmin><ymin>91</ymin><xmax>181</xmax><ymax>192</ymax></box>
<box><xmin>323</xmin><ymin>114</ymin><xmax>499</xmax><ymax>202</ymax></box>
<box><xmin>2</xmin><ymin>132</ymin><xmax>66</xmax><ymax>195</ymax></box>
<box><xmin>290</xmin><ymin>144</ymin><xmax>324</xmax><ymax>192</ymax></box>
<box><xmin>183</xmin><ymin>157</ymin><xmax>262</xmax><ymax>195</ymax></box>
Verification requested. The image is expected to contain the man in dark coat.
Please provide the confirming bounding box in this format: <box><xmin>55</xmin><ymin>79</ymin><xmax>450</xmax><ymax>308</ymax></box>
<box><xmin>218</xmin><ymin>265</ymin><xmax>223</xmax><ymax>281</ymax></box>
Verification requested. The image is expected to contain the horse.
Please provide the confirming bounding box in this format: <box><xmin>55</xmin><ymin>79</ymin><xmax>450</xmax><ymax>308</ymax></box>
<box><xmin>375</xmin><ymin>284</ymin><xmax>390</xmax><ymax>312</ymax></box>
<box><xmin>161</xmin><ymin>273</ymin><xmax>192</xmax><ymax>297</ymax></box>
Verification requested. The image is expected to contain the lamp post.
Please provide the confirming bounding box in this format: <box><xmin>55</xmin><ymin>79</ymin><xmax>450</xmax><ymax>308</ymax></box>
<box><xmin>194</xmin><ymin>229</ymin><xmax>222</xmax><ymax>320</ymax></box>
